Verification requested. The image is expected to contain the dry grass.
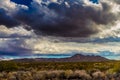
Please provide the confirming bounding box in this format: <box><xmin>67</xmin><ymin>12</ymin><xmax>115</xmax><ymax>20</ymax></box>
<box><xmin>0</xmin><ymin>70</ymin><xmax>120</xmax><ymax>80</ymax></box>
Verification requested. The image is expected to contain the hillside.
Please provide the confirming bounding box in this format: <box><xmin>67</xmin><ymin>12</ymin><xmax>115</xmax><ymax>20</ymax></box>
<box><xmin>13</xmin><ymin>54</ymin><xmax>109</xmax><ymax>62</ymax></box>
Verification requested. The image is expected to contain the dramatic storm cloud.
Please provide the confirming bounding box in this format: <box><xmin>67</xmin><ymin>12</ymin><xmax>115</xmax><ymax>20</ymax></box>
<box><xmin>0</xmin><ymin>0</ymin><xmax>119</xmax><ymax>37</ymax></box>
<box><xmin>0</xmin><ymin>9</ymin><xmax>19</xmax><ymax>27</ymax></box>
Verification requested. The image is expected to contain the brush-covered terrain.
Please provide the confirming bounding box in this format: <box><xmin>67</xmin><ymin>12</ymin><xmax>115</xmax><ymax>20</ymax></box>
<box><xmin>0</xmin><ymin>61</ymin><xmax>120</xmax><ymax>80</ymax></box>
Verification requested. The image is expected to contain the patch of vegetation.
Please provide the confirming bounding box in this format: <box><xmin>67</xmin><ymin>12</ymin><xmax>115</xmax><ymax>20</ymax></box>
<box><xmin>0</xmin><ymin>61</ymin><xmax>120</xmax><ymax>80</ymax></box>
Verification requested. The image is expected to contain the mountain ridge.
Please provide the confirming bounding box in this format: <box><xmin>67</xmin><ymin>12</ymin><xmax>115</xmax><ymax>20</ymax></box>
<box><xmin>12</xmin><ymin>54</ymin><xmax>109</xmax><ymax>62</ymax></box>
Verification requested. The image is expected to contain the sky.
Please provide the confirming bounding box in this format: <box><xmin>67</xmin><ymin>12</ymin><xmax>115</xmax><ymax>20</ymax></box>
<box><xmin>0</xmin><ymin>0</ymin><xmax>120</xmax><ymax>60</ymax></box>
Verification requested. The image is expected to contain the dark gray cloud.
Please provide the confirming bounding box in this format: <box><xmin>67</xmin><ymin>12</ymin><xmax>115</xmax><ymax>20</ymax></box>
<box><xmin>0</xmin><ymin>9</ymin><xmax>19</xmax><ymax>27</ymax></box>
<box><xmin>0</xmin><ymin>38</ymin><xmax>32</xmax><ymax>56</ymax></box>
<box><xmin>0</xmin><ymin>0</ymin><xmax>119</xmax><ymax>37</ymax></box>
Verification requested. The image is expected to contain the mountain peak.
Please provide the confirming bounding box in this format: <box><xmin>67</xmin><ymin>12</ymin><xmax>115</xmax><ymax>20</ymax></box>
<box><xmin>70</xmin><ymin>54</ymin><xmax>108</xmax><ymax>62</ymax></box>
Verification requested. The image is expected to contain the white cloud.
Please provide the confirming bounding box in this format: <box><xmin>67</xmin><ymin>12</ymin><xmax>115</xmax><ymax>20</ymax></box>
<box><xmin>0</xmin><ymin>0</ymin><xmax>17</xmax><ymax>11</ymax></box>
<box><xmin>0</xmin><ymin>0</ymin><xmax>28</xmax><ymax>13</ymax></box>
<box><xmin>92</xmin><ymin>21</ymin><xmax>120</xmax><ymax>38</ymax></box>
<box><xmin>0</xmin><ymin>25</ymin><xmax>35</xmax><ymax>38</ymax></box>
<box><xmin>83</xmin><ymin>0</ymin><xmax>102</xmax><ymax>10</ymax></box>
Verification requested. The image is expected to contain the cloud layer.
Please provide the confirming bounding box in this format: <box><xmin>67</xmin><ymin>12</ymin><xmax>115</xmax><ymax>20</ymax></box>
<box><xmin>0</xmin><ymin>0</ymin><xmax>119</xmax><ymax>37</ymax></box>
<box><xmin>0</xmin><ymin>0</ymin><xmax>120</xmax><ymax>59</ymax></box>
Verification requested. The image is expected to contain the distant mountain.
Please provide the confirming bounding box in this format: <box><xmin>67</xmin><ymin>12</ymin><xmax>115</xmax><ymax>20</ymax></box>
<box><xmin>69</xmin><ymin>54</ymin><xmax>108</xmax><ymax>62</ymax></box>
<box><xmin>13</xmin><ymin>54</ymin><xmax>109</xmax><ymax>62</ymax></box>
